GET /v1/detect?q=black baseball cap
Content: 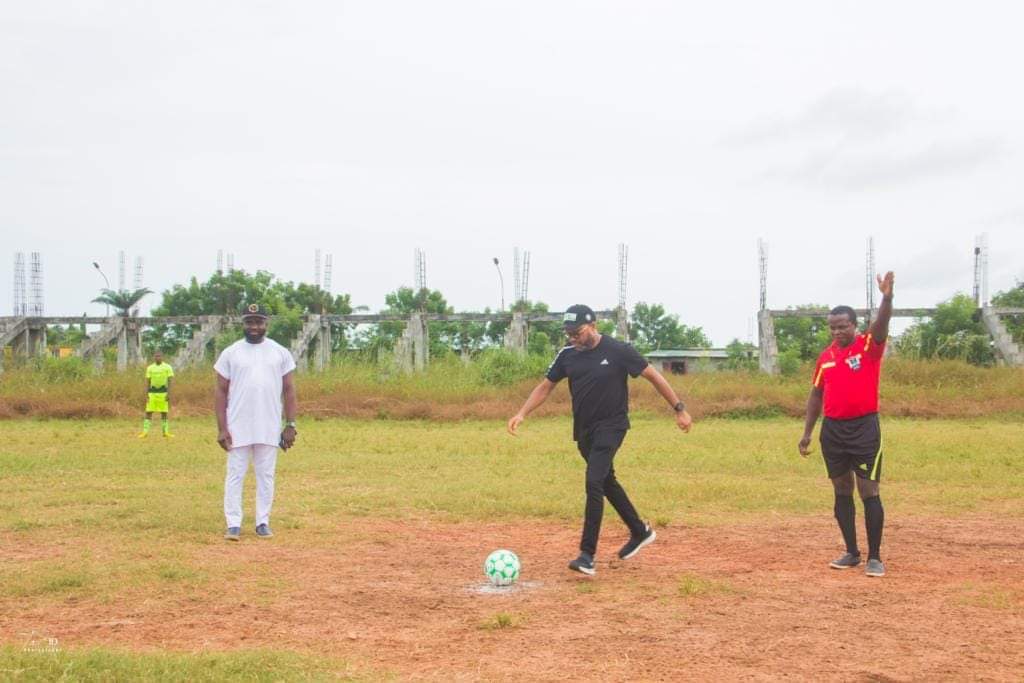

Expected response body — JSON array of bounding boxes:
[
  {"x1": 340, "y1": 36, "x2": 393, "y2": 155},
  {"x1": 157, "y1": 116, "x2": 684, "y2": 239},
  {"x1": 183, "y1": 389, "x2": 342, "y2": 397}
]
[
  {"x1": 562, "y1": 304, "x2": 596, "y2": 331},
  {"x1": 241, "y1": 303, "x2": 270, "y2": 319}
]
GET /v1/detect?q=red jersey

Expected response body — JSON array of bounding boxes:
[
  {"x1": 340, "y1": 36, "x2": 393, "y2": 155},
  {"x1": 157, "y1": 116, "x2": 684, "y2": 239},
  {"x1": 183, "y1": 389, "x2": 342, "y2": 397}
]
[{"x1": 812, "y1": 333, "x2": 885, "y2": 420}]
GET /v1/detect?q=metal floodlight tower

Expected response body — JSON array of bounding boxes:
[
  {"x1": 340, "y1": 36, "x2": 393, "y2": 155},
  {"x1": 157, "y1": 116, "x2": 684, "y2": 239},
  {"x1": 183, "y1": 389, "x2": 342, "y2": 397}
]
[
  {"x1": 134, "y1": 255, "x2": 144, "y2": 290},
  {"x1": 492, "y1": 257, "x2": 505, "y2": 312},
  {"x1": 414, "y1": 248, "x2": 427, "y2": 291},
  {"x1": 226, "y1": 252, "x2": 235, "y2": 273},
  {"x1": 758, "y1": 239, "x2": 768, "y2": 311},
  {"x1": 617, "y1": 243, "x2": 628, "y2": 311},
  {"x1": 217, "y1": 249, "x2": 224, "y2": 275},
  {"x1": 314, "y1": 248, "x2": 322, "y2": 288},
  {"x1": 13, "y1": 252, "x2": 26, "y2": 316},
  {"x1": 323, "y1": 254, "x2": 333, "y2": 294},
  {"x1": 512, "y1": 247, "x2": 521, "y2": 303},
  {"x1": 521, "y1": 250, "x2": 530, "y2": 303},
  {"x1": 118, "y1": 250, "x2": 127, "y2": 292},
  {"x1": 979, "y1": 233, "x2": 989, "y2": 306},
  {"x1": 970, "y1": 237, "x2": 987, "y2": 307},
  {"x1": 29, "y1": 251, "x2": 44, "y2": 316},
  {"x1": 132, "y1": 255, "x2": 145, "y2": 316},
  {"x1": 866, "y1": 236, "x2": 876, "y2": 314}
]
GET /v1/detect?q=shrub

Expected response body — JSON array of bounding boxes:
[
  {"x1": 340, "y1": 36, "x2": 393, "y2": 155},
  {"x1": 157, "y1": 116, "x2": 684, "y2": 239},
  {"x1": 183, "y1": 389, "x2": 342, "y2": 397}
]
[
  {"x1": 32, "y1": 356, "x2": 93, "y2": 383},
  {"x1": 475, "y1": 349, "x2": 549, "y2": 386}
]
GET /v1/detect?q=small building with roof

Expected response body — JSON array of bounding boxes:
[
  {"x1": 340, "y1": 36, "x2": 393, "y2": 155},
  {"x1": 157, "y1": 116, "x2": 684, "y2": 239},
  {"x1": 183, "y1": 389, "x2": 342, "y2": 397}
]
[{"x1": 644, "y1": 348, "x2": 748, "y2": 374}]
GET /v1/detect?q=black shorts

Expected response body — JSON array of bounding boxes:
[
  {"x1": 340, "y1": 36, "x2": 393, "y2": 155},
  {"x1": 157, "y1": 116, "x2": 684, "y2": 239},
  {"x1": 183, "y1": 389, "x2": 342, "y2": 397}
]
[{"x1": 820, "y1": 413, "x2": 883, "y2": 481}]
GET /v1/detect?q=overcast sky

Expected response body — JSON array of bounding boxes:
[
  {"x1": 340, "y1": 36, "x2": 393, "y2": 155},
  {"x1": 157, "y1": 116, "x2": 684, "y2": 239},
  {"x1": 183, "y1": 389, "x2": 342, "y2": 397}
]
[{"x1": 3, "y1": 1, "x2": 1022, "y2": 344}]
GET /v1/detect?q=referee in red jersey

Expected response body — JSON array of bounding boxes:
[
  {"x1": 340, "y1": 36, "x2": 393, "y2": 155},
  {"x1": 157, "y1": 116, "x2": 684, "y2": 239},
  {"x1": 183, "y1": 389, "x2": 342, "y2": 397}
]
[{"x1": 799, "y1": 272, "x2": 894, "y2": 577}]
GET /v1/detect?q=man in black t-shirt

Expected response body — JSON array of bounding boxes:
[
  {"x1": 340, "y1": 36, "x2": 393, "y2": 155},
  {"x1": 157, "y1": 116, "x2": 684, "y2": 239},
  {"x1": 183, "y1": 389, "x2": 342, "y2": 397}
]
[{"x1": 507, "y1": 304, "x2": 694, "y2": 575}]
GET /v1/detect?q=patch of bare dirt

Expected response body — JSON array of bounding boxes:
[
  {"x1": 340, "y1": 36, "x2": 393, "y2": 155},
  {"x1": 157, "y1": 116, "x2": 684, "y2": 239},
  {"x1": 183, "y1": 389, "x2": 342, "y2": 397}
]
[{"x1": 2, "y1": 516, "x2": 1022, "y2": 681}]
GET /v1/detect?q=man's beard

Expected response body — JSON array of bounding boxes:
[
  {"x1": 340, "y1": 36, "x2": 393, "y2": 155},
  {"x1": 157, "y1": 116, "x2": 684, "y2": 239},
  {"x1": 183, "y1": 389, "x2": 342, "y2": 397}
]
[{"x1": 244, "y1": 331, "x2": 266, "y2": 343}]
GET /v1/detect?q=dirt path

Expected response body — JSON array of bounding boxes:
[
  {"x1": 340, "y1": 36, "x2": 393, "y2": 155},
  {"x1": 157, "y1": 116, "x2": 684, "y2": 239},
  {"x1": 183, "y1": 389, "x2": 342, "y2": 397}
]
[{"x1": 3, "y1": 515, "x2": 1022, "y2": 681}]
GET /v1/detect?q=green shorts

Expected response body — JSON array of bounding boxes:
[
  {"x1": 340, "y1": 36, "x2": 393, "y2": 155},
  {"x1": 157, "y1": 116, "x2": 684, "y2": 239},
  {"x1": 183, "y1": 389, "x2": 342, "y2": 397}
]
[{"x1": 145, "y1": 392, "x2": 169, "y2": 413}]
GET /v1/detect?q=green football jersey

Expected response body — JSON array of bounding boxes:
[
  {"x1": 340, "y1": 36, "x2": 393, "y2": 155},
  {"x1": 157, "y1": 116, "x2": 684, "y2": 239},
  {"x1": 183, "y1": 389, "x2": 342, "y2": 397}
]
[{"x1": 146, "y1": 362, "x2": 174, "y2": 389}]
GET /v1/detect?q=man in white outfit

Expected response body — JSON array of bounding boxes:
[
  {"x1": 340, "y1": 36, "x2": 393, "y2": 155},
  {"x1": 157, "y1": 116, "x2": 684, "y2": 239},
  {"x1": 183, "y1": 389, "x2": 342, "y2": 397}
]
[{"x1": 214, "y1": 303, "x2": 298, "y2": 541}]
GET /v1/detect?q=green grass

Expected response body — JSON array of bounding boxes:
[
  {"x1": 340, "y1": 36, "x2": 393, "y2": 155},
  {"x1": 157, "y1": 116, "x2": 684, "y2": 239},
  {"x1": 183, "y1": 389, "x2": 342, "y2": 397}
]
[
  {"x1": 0, "y1": 645, "x2": 363, "y2": 682},
  {"x1": 479, "y1": 612, "x2": 522, "y2": 630},
  {"x1": 676, "y1": 572, "x2": 736, "y2": 598},
  {"x1": 1, "y1": 416, "x2": 1021, "y2": 538}
]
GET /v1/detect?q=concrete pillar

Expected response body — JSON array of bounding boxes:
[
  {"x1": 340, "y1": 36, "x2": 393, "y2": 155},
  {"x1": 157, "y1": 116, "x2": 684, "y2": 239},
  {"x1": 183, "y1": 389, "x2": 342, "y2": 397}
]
[
  {"x1": 616, "y1": 306, "x2": 630, "y2": 341},
  {"x1": 28, "y1": 325, "x2": 47, "y2": 358},
  {"x1": 982, "y1": 306, "x2": 1024, "y2": 367},
  {"x1": 117, "y1": 324, "x2": 128, "y2": 372},
  {"x1": 126, "y1": 320, "x2": 143, "y2": 366},
  {"x1": 315, "y1": 319, "x2": 331, "y2": 371},
  {"x1": 410, "y1": 312, "x2": 428, "y2": 371},
  {"x1": 504, "y1": 312, "x2": 528, "y2": 355},
  {"x1": 16, "y1": 328, "x2": 30, "y2": 357},
  {"x1": 757, "y1": 309, "x2": 779, "y2": 374},
  {"x1": 394, "y1": 334, "x2": 413, "y2": 373}
]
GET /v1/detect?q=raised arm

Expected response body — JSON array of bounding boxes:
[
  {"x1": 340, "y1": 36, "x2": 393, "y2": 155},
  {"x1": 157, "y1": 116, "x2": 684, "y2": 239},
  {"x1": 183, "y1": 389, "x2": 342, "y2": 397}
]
[
  {"x1": 869, "y1": 271, "x2": 895, "y2": 343},
  {"x1": 507, "y1": 379, "x2": 557, "y2": 435},
  {"x1": 798, "y1": 385, "x2": 824, "y2": 457},
  {"x1": 640, "y1": 365, "x2": 692, "y2": 432},
  {"x1": 215, "y1": 373, "x2": 232, "y2": 451}
]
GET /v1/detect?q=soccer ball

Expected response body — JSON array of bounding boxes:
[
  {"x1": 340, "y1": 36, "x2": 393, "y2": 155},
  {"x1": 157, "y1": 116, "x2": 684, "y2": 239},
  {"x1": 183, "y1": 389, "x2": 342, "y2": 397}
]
[{"x1": 484, "y1": 549, "x2": 520, "y2": 586}]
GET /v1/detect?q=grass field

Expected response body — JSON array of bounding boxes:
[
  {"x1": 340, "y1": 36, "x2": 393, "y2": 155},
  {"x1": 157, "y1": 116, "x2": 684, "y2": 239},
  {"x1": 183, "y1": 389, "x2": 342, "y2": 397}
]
[{"x1": 1, "y1": 416, "x2": 1022, "y2": 680}]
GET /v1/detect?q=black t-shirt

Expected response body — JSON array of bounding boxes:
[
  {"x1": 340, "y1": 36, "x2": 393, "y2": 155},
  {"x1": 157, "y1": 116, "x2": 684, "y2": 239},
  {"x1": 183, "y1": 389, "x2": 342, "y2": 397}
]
[{"x1": 545, "y1": 335, "x2": 649, "y2": 440}]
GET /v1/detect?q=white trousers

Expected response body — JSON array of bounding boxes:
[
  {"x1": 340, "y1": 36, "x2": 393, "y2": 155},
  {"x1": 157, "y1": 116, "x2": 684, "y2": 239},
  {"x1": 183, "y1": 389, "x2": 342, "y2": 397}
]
[{"x1": 224, "y1": 444, "x2": 278, "y2": 528}]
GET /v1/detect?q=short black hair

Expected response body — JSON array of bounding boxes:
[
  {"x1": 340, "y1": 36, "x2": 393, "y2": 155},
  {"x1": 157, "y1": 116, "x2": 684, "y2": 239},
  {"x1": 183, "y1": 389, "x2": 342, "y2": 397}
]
[{"x1": 829, "y1": 305, "x2": 857, "y2": 324}]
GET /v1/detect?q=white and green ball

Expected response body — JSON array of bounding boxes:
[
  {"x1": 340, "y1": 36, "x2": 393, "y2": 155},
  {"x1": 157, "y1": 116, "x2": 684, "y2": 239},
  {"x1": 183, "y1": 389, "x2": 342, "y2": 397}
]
[{"x1": 484, "y1": 549, "x2": 520, "y2": 586}]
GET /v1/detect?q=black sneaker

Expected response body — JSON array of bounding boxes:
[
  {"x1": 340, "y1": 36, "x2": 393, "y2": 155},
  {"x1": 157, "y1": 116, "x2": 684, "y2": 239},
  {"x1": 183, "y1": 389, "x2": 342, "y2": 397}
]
[
  {"x1": 829, "y1": 552, "x2": 862, "y2": 569},
  {"x1": 617, "y1": 523, "x2": 657, "y2": 560},
  {"x1": 568, "y1": 552, "x2": 596, "y2": 576}
]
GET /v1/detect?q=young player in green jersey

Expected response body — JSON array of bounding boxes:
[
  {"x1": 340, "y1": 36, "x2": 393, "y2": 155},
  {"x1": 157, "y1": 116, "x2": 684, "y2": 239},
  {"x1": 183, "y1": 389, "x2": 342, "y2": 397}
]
[{"x1": 140, "y1": 350, "x2": 174, "y2": 438}]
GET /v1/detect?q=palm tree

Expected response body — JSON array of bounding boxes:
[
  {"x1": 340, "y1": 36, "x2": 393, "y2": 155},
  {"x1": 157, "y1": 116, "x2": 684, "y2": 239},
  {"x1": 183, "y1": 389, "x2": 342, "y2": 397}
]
[{"x1": 92, "y1": 288, "x2": 153, "y2": 317}]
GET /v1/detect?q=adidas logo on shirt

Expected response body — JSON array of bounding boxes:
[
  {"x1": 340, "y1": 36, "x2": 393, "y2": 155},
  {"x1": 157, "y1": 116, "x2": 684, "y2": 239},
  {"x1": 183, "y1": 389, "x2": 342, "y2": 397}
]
[{"x1": 600, "y1": 359, "x2": 609, "y2": 365}]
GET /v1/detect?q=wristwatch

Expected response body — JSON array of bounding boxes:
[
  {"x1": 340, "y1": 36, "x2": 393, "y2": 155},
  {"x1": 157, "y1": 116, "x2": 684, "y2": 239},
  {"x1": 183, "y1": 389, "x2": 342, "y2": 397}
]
[
  {"x1": 673, "y1": 401, "x2": 685, "y2": 413},
  {"x1": 284, "y1": 420, "x2": 298, "y2": 432}
]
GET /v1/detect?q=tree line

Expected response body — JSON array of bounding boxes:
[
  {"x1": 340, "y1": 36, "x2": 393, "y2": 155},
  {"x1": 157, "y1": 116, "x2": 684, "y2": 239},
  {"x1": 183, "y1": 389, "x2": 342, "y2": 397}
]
[{"x1": 43, "y1": 269, "x2": 1024, "y2": 369}]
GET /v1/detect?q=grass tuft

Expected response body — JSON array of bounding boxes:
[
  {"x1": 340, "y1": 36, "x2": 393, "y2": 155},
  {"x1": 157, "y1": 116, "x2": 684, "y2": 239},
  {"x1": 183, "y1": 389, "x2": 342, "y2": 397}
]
[
  {"x1": 677, "y1": 573, "x2": 734, "y2": 598},
  {"x1": 479, "y1": 612, "x2": 521, "y2": 630}
]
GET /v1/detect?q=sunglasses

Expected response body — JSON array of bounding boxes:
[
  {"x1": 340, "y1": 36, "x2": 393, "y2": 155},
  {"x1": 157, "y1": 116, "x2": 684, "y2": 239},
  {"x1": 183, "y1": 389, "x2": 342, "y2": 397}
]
[{"x1": 564, "y1": 326, "x2": 589, "y2": 339}]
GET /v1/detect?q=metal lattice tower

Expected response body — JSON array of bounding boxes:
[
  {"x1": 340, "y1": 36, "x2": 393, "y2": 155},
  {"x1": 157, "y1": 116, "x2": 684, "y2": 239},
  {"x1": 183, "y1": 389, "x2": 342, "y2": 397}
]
[
  {"x1": 512, "y1": 248, "x2": 522, "y2": 302},
  {"x1": 134, "y1": 255, "x2": 144, "y2": 290},
  {"x1": 758, "y1": 239, "x2": 768, "y2": 311},
  {"x1": 13, "y1": 252, "x2": 26, "y2": 316},
  {"x1": 226, "y1": 253, "x2": 235, "y2": 273},
  {"x1": 414, "y1": 248, "x2": 426, "y2": 291},
  {"x1": 314, "y1": 249, "x2": 322, "y2": 288},
  {"x1": 866, "y1": 236, "x2": 876, "y2": 312},
  {"x1": 29, "y1": 252, "x2": 44, "y2": 316},
  {"x1": 617, "y1": 243, "x2": 629, "y2": 310},
  {"x1": 323, "y1": 254, "x2": 333, "y2": 294},
  {"x1": 521, "y1": 250, "x2": 530, "y2": 302},
  {"x1": 132, "y1": 255, "x2": 144, "y2": 316},
  {"x1": 982, "y1": 235, "x2": 990, "y2": 306},
  {"x1": 118, "y1": 250, "x2": 127, "y2": 291},
  {"x1": 217, "y1": 249, "x2": 224, "y2": 275},
  {"x1": 973, "y1": 234, "x2": 989, "y2": 306}
]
